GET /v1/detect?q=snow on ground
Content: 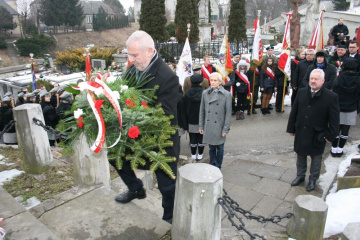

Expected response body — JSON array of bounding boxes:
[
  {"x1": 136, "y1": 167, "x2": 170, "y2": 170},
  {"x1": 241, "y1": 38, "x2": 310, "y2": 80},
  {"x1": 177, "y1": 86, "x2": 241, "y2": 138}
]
[{"x1": 0, "y1": 169, "x2": 24, "y2": 186}]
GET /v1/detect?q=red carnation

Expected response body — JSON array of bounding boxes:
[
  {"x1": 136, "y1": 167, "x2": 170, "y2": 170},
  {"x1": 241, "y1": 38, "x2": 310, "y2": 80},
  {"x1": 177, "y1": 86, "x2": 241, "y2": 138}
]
[
  {"x1": 128, "y1": 126, "x2": 140, "y2": 139},
  {"x1": 141, "y1": 101, "x2": 148, "y2": 108},
  {"x1": 95, "y1": 99, "x2": 104, "y2": 111},
  {"x1": 125, "y1": 99, "x2": 136, "y2": 108},
  {"x1": 77, "y1": 117, "x2": 84, "y2": 128}
]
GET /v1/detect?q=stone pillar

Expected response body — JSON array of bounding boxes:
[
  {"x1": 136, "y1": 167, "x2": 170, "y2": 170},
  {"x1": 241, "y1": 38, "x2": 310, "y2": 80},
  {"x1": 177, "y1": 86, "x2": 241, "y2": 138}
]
[
  {"x1": 73, "y1": 134, "x2": 110, "y2": 189},
  {"x1": 341, "y1": 222, "x2": 360, "y2": 240},
  {"x1": 198, "y1": 0, "x2": 212, "y2": 43},
  {"x1": 13, "y1": 104, "x2": 53, "y2": 174},
  {"x1": 172, "y1": 163, "x2": 223, "y2": 240},
  {"x1": 287, "y1": 195, "x2": 328, "y2": 240}
]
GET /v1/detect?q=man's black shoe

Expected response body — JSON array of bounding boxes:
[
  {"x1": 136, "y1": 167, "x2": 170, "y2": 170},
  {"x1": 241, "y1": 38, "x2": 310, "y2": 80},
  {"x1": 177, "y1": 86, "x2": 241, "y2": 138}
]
[
  {"x1": 115, "y1": 188, "x2": 146, "y2": 203},
  {"x1": 306, "y1": 181, "x2": 316, "y2": 192},
  {"x1": 276, "y1": 108, "x2": 281, "y2": 113},
  {"x1": 291, "y1": 177, "x2": 305, "y2": 186},
  {"x1": 164, "y1": 218, "x2": 172, "y2": 224}
]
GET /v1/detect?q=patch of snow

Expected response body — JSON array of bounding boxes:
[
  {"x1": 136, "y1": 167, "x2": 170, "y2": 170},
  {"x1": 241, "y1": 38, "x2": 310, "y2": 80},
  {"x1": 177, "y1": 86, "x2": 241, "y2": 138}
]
[
  {"x1": 23, "y1": 197, "x2": 41, "y2": 210},
  {"x1": 324, "y1": 188, "x2": 360, "y2": 238},
  {"x1": 0, "y1": 169, "x2": 24, "y2": 185},
  {"x1": 0, "y1": 154, "x2": 4, "y2": 160}
]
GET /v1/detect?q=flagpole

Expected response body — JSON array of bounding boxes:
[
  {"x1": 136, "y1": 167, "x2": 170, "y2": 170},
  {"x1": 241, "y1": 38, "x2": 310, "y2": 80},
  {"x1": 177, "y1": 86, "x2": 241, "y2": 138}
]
[
  {"x1": 250, "y1": 71, "x2": 256, "y2": 115},
  {"x1": 281, "y1": 76, "x2": 287, "y2": 112}
]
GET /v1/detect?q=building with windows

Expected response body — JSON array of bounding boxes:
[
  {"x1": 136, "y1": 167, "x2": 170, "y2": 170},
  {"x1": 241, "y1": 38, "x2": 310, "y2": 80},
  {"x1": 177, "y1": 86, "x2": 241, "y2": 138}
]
[{"x1": 1, "y1": 0, "x2": 20, "y2": 36}]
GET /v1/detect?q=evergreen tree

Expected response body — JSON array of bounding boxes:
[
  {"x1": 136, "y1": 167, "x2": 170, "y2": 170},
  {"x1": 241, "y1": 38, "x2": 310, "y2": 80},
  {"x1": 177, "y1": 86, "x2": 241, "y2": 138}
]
[
  {"x1": 175, "y1": 0, "x2": 199, "y2": 44},
  {"x1": 39, "y1": 0, "x2": 65, "y2": 32},
  {"x1": 332, "y1": 0, "x2": 350, "y2": 11},
  {"x1": 93, "y1": 6, "x2": 110, "y2": 31},
  {"x1": 65, "y1": 0, "x2": 84, "y2": 29},
  {"x1": 149, "y1": 0, "x2": 167, "y2": 42},
  {"x1": 0, "y1": 6, "x2": 17, "y2": 31},
  {"x1": 228, "y1": 0, "x2": 247, "y2": 42},
  {"x1": 128, "y1": 6, "x2": 135, "y2": 22},
  {"x1": 139, "y1": 0, "x2": 152, "y2": 32}
]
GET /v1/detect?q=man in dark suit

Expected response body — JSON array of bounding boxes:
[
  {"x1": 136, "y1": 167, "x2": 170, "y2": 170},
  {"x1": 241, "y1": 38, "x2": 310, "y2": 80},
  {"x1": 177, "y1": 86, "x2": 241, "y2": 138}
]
[
  {"x1": 110, "y1": 30, "x2": 179, "y2": 224},
  {"x1": 347, "y1": 41, "x2": 360, "y2": 72},
  {"x1": 287, "y1": 69, "x2": 339, "y2": 192}
]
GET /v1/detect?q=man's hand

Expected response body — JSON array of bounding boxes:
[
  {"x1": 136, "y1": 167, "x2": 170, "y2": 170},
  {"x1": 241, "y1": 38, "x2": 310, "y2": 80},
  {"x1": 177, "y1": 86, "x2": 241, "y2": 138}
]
[
  {"x1": 199, "y1": 130, "x2": 204, "y2": 134},
  {"x1": 222, "y1": 132, "x2": 227, "y2": 137},
  {"x1": 289, "y1": 133, "x2": 295, "y2": 136},
  {"x1": 324, "y1": 137, "x2": 331, "y2": 143}
]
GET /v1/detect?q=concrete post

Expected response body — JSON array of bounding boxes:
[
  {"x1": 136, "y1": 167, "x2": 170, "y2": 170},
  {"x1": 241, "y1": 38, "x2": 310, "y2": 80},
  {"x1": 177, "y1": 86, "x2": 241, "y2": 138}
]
[
  {"x1": 287, "y1": 195, "x2": 328, "y2": 240},
  {"x1": 172, "y1": 163, "x2": 223, "y2": 240},
  {"x1": 112, "y1": 54, "x2": 128, "y2": 72},
  {"x1": 13, "y1": 104, "x2": 53, "y2": 174},
  {"x1": 341, "y1": 222, "x2": 360, "y2": 240},
  {"x1": 73, "y1": 134, "x2": 110, "y2": 189}
]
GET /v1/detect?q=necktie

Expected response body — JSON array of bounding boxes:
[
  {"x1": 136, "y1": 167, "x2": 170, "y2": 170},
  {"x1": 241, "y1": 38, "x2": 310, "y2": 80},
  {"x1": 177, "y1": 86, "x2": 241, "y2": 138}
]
[{"x1": 312, "y1": 90, "x2": 316, "y2": 97}]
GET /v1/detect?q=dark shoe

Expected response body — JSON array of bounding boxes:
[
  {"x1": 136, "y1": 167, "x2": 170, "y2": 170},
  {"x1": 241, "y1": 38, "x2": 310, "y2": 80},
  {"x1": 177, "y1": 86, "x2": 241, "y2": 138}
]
[
  {"x1": 291, "y1": 177, "x2": 305, "y2": 186},
  {"x1": 240, "y1": 111, "x2": 245, "y2": 120},
  {"x1": 337, "y1": 151, "x2": 343, "y2": 157},
  {"x1": 115, "y1": 188, "x2": 146, "y2": 203},
  {"x1": 265, "y1": 108, "x2": 271, "y2": 114},
  {"x1": 268, "y1": 104, "x2": 273, "y2": 110},
  {"x1": 330, "y1": 150, "x2": 338, "y2": 158},
  {"x1": 306, "y1": 181, "x2": 316, "y2": 192},
  {"x1": 276, "y1": 108, "x2": 281, "y2": 113},
  {"x1": 252, "y1": 109, "x2": 257, "y2": 114},
  {"x1": 236, "y1": 111, "x2": 241, "y2": 120},
  {"x1": 164, "y1": 218, "x2": 172, "y2": 224},
  {"x1": 261, "y1": 108, "x2": 266, "y2": 115}
]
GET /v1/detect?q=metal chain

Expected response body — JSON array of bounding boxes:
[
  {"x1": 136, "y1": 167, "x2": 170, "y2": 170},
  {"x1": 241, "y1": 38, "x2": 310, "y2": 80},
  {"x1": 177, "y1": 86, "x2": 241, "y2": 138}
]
[
  {"x1": 32, "y1": 118, "x2": 69, "y2": 139},
  {"x1": 218, "y1": 189, "x2": 293, "y2": 240},
  {"x1": 0, "y1": 120, "x2": 16, "y2": 139}
]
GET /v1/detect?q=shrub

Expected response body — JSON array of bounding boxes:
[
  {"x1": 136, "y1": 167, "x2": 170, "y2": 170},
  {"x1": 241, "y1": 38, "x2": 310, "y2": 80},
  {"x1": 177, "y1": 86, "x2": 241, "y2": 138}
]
[
  {"x1": 0, "y1": 35, "x2": 6, "y2": 49},
  {"x1": 15, "y1": 34, "x2": 55, "y2": 57}
]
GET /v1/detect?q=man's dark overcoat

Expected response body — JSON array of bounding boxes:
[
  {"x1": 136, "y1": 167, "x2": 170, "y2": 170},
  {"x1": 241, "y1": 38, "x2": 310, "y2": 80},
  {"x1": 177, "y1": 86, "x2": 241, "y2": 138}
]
[{"x1": 286, "y1": 86, "x2": 340, "y2": 156}]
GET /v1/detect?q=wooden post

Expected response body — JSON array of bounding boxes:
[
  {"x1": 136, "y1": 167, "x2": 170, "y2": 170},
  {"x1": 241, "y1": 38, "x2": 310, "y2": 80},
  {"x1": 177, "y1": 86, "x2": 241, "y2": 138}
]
[{"x1": 281, "y1": 76, "x2": 287, "y2": 112}]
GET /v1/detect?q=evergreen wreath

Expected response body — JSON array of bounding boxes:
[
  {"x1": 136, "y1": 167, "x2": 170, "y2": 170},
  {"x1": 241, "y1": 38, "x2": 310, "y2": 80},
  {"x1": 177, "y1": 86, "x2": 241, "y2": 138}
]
[{"x1": 57, "y1": 71, "x2": 178, "y2": 179}]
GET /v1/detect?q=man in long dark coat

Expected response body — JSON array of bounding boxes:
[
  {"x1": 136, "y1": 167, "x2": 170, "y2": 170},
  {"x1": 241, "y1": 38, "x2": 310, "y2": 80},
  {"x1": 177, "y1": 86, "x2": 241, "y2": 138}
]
[
  {"x1": 287, "y1": 69, "x2": 339, "y2": 192},
  {"x1": 110, "y1": 30, "x2": 179, "y2": 224}
]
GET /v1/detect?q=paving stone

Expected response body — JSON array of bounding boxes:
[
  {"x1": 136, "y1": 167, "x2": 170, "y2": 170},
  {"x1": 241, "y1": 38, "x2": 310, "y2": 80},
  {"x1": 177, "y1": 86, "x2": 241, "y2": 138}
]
[
  {"x1": 222, "y1": 169, "x2": 262, "y2": 188},
  {"x1": 249, "y1": 164, "x2": 287, "y2": 180},
  {"x1": 253, "y1": 178, "x2": 291, "y2": 200},
  {"x1": 249, "y1": 154, "x2": 280, "y2": 165},
  {"x1": 270, "y1": 201, "x2": 293, "y2": 227},
  {"x1": 225, "y1": 185, "x2": 264, "y2": 211},
  {"x1": 225, "y1": 160, "x2": 260, "y2": 173},
  {"x1": 0, "y1": 186, "x2": 25, "y2": 219},
  {"x1": 250, "y1": 195, "x2": 283, "y2": 217},
  {"x1": 280, "y1": 168, "x2": 297, "y2": 183},
  {"x1": 275, "y1": 157, "x2": 296, "y2": 168}
]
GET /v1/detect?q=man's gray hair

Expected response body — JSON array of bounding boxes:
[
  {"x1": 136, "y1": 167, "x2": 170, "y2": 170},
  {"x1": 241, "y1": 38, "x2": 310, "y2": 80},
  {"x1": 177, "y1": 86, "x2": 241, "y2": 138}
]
[
  {"x1": 305, "y1": 49, "x2": 315, "y2": 54},
  {"x1": 126, "y1": 30, "x2": 155, "y2": 52},
  {"x1": 209, "y1": 72, "x2": 223, "y2": 82},
  {"x1": 310, "y1": 68, "x2": 325, "y2": 79}
]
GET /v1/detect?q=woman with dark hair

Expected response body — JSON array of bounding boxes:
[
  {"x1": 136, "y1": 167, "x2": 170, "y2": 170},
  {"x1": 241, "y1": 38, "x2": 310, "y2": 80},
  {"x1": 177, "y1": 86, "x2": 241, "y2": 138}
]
[
  {"x1": 331, "y1": 58, "x2": 360, "y2": 157},
  {"x1": 40, "y1": 91, "x2": 58, "y2": 146},
  {"x1": 290, "y1": 48, "x2": 305, "y2": 105},
  {"x1": 260, "y1": 57, "x2": 277, "y2": 115}
]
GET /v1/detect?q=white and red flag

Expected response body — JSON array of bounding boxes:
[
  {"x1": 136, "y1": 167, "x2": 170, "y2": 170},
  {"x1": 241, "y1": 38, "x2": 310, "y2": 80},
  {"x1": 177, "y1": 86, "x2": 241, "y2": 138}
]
[
  {"x1": 309, "y1": 10, "x2": 325, "y2": 52},
  {"x1": 251, "y1": 18, "x2": 263, "y2": 70},
  {"x1": 176, "y1": 37, "x2": 192, "y2": 86},
  {"x1": 215, "y1": 34, "x2": 233, "y2": 81},
  {"x1": 278, "y1": 13, "x2": 292, "y2": 79}
]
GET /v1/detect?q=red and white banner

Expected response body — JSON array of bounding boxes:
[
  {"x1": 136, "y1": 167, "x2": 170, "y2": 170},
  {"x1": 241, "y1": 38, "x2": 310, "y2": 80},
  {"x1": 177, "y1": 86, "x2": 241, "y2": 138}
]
[
  {"x1": 278, "y1": 49, "x2": 292, "y2": 79},
  {"x1": 309, "y1": 10, "x2": 325, "y2": 52},
  {"x1": 282, "y1": 14, "x2": 291, "y2": 50},
  {"x1": 216, "y1": 34, "x2": 233, "y2": 81},
  {"x1": 251, "y1": 18, "x2": 263, "y2": 67},
  {"x1": 176, "y1": 37, "x2": 192, "y2": 86}
]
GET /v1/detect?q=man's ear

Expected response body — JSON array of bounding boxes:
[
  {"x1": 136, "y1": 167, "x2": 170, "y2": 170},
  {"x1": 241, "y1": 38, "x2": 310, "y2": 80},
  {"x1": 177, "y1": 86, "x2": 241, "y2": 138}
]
[{"x1": 147, "y1": 47, "x2": 154, "y2": 57}]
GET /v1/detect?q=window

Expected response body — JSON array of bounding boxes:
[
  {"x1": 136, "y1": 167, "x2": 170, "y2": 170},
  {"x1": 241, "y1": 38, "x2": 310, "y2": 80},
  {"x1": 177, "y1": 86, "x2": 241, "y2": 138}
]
[{"x1": 87, "y1": 16, "x2": 92, "y2": 23}]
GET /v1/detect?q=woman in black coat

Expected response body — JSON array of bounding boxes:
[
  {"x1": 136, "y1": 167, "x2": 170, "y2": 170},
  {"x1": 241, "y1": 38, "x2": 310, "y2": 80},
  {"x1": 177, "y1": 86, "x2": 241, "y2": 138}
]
[
  {"x1": 182, "y1": 74, "x2": 205, "y2": 161},
  {"x1": 40, "y1": 91, "x2": 58, "y2": 146},
  {"x1": 331, "y1": 58, "x2": 360, "y2": 157},
  {"x1": 260, "y1": 57, "x2": 277, "y2": 114},
  {"x1": 234, "y1": 60, "x2": 251, "y2": 120},
  {"x1": 290, "y1": 49, "x2": 305, "y2": 105}
]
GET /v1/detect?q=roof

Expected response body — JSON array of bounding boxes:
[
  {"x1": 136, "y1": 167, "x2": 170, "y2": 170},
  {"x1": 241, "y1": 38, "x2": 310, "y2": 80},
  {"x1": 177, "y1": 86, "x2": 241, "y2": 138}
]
[
  {"x1": 80, "y1": 1, "x2": 115, "y2": 15},
  {"x1": 0, "y1": 0, "x2": 19, "y2": 15}
]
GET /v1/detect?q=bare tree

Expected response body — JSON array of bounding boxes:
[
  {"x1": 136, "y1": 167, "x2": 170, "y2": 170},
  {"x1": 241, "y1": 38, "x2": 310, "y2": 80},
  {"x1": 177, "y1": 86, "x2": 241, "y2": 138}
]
[{"x1": 17, "y1": 0, "x2": 32, "y2": 37}]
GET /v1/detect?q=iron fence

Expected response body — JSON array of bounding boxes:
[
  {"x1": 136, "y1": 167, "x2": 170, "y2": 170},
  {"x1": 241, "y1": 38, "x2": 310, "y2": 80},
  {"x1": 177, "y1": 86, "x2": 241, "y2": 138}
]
[{"x1": 156, "y1": 40, "x2": 253, "y2": 63}]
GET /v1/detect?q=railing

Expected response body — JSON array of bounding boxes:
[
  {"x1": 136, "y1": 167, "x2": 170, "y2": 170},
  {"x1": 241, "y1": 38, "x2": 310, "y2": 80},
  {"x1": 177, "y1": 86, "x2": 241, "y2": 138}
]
[{"x1": 156, "y1": 40, "x2": 253, "y2": 62}]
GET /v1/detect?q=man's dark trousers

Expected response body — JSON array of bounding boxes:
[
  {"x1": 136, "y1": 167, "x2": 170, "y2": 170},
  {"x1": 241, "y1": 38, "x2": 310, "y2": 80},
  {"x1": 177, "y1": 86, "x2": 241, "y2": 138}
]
[
  {"x1": 110, "y1": 159, "x2": 177, "y2": 221},
  {"x1": 296, "y1": 154, "x2": 322, "y2": 181}
]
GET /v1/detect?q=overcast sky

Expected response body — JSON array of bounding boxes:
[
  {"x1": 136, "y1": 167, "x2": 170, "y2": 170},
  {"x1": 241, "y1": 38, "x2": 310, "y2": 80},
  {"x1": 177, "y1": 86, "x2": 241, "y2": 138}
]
[{"x1": 119, "y1": 0, "x2": 134, "y2": 14}]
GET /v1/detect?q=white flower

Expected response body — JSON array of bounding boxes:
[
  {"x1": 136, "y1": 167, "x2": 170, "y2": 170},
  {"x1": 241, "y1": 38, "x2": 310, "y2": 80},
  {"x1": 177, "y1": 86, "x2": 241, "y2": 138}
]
[
  {"x1": 120, "y1": 85, "x2": 128, "y2": 92},
  {"x1": 78, "y1": 82, "x2": 88, "y2": 91},
  {"x1": 74, "y1": 108, "x2": 84, "y2": 119},
  {"x1": 94, "y1": 88, "x2": 104, "y2": 97},
  {"x1": 106, "y1": 76, "x2": 116, "y2": 84},
  {"x1": 112, "y1": 91, "x2": 120, "y2": 100}
]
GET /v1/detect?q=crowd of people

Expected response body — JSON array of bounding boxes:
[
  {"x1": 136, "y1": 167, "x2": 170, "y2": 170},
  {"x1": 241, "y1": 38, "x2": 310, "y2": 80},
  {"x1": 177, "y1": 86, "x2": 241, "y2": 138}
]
[{"x1": 0, "y1": 83, "x2": 75, "y2": 146}]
